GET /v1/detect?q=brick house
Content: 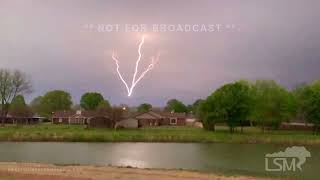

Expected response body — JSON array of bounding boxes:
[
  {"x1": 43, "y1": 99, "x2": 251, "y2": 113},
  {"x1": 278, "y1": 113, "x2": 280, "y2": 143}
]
[
  {"x1": 52, "y1": 110, "x2": 187, "y2": 128},
  {"x1": 87, "y1": 116, "x2": 114, "y2": 128},
  {"x1": 119, "y1": 111, "x2": 187, "y2": 128},
  {"x1": 0, "y1": 111, "x2": 43, "y2": 124},
  {"x1": 52, "y1": 110, "x2": 108, "y2": 125},
  {"x1": 161, "y1": 112, "x2": 187, "y2": 126},
  {"x1": 134, "y1": 111, "x2": 164, "y2": 127},
  {"x1": 52, "y1": 110, "x2": 77, "y2": 124},
  {"x1": 0, "y1": 115, "x2": 43, "y2": 124}
]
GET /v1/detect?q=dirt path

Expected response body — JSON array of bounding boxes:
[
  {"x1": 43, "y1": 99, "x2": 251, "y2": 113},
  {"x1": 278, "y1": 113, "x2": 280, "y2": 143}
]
[{"x1": 0, "y1": 162, "x2": 268, "y2": 180}]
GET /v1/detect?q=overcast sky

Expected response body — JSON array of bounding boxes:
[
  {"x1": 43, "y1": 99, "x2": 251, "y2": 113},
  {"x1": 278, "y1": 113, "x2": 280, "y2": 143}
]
[{"x1": 1, "y1": 0, "x2": 319, "y2": 106}]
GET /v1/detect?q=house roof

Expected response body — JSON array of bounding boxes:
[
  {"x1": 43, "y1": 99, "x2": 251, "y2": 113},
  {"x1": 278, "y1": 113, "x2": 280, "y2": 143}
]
[
  {"x1": 161, "y1": 112, "x2": 187, "y2": 118},
  {"x1": 52, "y1": 110, "x2": 106, "y2": 118},
  {"x1": 130, "y1": 111, "x2": 187, "y2": 119},
  {"x1": 2, "y1": 112, "x2": 34, "y2": 118},
  {"x1": 121, "y1": 111, "x2": 136, "y2": 119},
  {"x1": 71, "y1": 110, "x2": 101, "y2": 118},
  {"x1": 134, "y1": 111, "x2": 164, "y2": 119},
  {"x1": 149, "y1": 111, "x2": 164, "y2": 118},
  {"x1": 52, "y1": 110, "x2": 187, "y2": 119},
  {"x1": 52, "y1": 110, "x2": 76, "y2": 118}
]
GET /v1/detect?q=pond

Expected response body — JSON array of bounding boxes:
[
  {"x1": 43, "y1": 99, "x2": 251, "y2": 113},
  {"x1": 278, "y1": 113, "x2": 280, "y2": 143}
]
[{"x1": 0, "y1": 142, "x2": 318, "y2": 179}]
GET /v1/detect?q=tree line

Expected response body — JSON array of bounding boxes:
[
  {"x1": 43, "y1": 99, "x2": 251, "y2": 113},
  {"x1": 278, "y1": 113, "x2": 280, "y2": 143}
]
[
  {"x1": 1, "y1": 69, "x2": 319, "y2": 133},
  {"x1": 0, "y1": 69, "x2": 196, "y2": 121},
  {"x1": 196, "y1": 79, "x2": 320, "y2": 134},
  {"x1": 29, "y1": 92, "x2": 197, "y2": 117}
]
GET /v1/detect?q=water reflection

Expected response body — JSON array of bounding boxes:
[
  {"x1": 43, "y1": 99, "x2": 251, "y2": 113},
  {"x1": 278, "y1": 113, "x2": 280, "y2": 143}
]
[
  {"x1": 118, "y1": 158, "x2": 147, "y2": 168},
  {"x1": 0, "y1": 142, "x2": 318, "y2": 179}
]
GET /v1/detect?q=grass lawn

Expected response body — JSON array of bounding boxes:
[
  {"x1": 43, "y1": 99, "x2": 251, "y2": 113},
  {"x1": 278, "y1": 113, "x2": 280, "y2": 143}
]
[{"x1": 0, "y1": 123, "x2": 319, "y2": 145}]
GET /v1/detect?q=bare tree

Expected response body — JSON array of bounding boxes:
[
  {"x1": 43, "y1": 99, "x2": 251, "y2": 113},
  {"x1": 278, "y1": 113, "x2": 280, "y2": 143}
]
[{"x1": 0, "y1": 69, "x2": 32, "y2": 125}]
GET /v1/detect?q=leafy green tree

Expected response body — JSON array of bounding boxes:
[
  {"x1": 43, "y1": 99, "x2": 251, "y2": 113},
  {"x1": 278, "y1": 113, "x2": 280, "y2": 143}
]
[
  {"x1": 40, "y1": 90, "x2": 72, "y2": 117},
  {"x1": 97, "y1": 100, "x2": 111, "y2": 110},
  {"x1": 198, "y1": 81, "x2": 251, "y2": 133},
  {"x1": 30, "y1": 96, "x2": 43, "y2": 114},
  {"x1": 9, "y1": 95, "x2": 33, "y2": 117},
  {"x1": 137, "y1": 103, "x2": 152, "y2": 113},
  {"x1": 80, "y1": 92, "x2": 104, "y2": 110},
  {"x1": 192, "y1": 99, "x2": 204, "y2": 114},
  {"x1": 96, "y1": 100, "x2": 111, "y2": 115},
  {"x1": 250, "y1": 80, "x2": 294, "y2": 132},
  {"x1": 303, "y1": 80, "x2": 320, "y2": 134},
  {"x1": 198, "y1": 101, "x2": 226, "y2": 131},
  {"x1": 165, "y1": 99, "x2": 188, "y2": 113},
  {"x1": 292, "y1": 83, "x2": 310, "y2": 124},
  {"x1": 186, "y1": 99, "x2": 204, "y2": 114},
  {"x1": 187, "y1": 104, "x2": 193, "y2": 113},
  {"x1": 10, "y1": 95, "x2": 27, "y2": 109}
]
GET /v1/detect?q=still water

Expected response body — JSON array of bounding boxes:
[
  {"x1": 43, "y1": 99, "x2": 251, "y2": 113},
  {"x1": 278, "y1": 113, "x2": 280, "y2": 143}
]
[{"x1": 0, "y1": 142, "x2": 318, "y2": 179}]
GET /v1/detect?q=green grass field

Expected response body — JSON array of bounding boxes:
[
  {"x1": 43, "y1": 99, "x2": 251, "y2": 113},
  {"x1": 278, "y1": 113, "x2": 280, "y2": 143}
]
[{"x1": 0, "y1": 123, "x2": 319, "y2": 145}]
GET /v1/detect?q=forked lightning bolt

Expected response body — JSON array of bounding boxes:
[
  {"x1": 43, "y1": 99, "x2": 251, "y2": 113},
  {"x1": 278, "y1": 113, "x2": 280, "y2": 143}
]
[
  {"x1": 111, "y1": 52, "x2": 130, "y2": 94},
  {"x1": 112, "y1": 35, "x2": 160, "y2": 96}
]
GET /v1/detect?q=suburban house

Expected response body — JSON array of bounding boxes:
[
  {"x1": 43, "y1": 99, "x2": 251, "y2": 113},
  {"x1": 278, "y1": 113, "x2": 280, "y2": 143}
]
[
  {"x1": 280, "y1": 122, "x2": 314, "y2": 131},
  {"x1": 115, "y1": 111, "x2": 187, "y2": 128},
  {"x1": 135, "y1": 111, "x2": 164, "y2": 127},
  {"x1": 52, "y1": 110, "x2": 114, "y2": 128},
  {"x1": 0, "y1": 110, "x2": 44, "y2": 124},
  {"x1": 0, "y1": 114, "x2": 44, "y2": 124},
  {"x1": 87, "y1": 116, "x2": 114, "y2": 128},
  {"x1": 161, "y1": 112, "x2": 187, "y2": 126},
  {"x1": 52, "y1": 110, "x2": 187, "y2": 129},
  {"x1": 115, "y1": 117, "x2": 138, "y2": 129},
  {"x1": 52, "y1": 110, "x2": 108, "y2": 124},
  {"x1": 185, "y1": 114, "x2": 197, "y2": 125},
  {"x1": 279, "y1": 116, "x2": 314, "y2": 131},
  {"x1": 52, "y1": 110, "x2": 76, "y2": 124}
]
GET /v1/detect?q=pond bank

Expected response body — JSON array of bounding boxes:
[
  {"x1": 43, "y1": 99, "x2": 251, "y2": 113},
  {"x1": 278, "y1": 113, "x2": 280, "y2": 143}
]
[
  {"x1": 0, "y1": 162, "x2": 269, "y2": 180},
  {"x1": 0, "y1": 124, "x2": 319, "y2": 145}
]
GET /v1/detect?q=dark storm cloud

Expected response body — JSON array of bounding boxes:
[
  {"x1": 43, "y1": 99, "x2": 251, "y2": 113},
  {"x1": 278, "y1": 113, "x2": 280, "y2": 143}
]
[{"x1": 0, "y1": 0, "x2": 319, "y2": 106}]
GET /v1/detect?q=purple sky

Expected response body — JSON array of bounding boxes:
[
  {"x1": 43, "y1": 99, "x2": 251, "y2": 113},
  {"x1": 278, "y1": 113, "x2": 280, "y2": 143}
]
[{"x1": 1, "y1": 0, "x2": 319, "y2": 106}]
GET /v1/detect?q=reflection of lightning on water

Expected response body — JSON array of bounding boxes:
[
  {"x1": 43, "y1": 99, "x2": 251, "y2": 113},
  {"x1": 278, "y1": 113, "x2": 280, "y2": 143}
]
[{"x1": 112, "y1": 35, "x2": 160, "y2": 96}]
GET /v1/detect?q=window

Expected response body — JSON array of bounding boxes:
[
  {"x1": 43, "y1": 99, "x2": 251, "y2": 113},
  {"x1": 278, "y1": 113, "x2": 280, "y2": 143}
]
[{"x1": 170, "y1": 118, "x2": 177, "y2": 125}]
